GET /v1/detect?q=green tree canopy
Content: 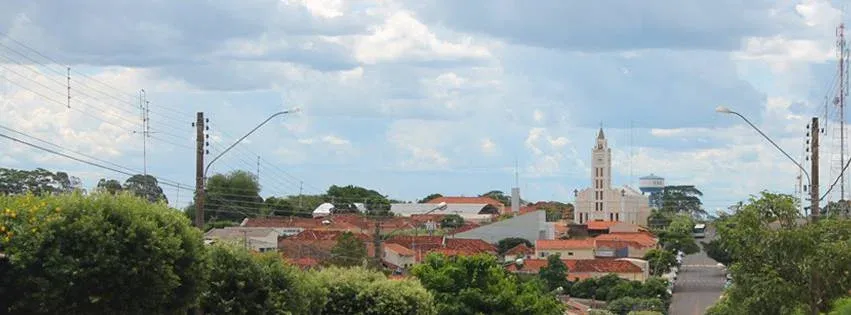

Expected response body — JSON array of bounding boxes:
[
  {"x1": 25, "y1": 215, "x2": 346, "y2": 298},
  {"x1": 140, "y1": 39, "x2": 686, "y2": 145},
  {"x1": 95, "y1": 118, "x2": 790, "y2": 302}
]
[
  {"x1": 440, "y1": 214, "x2": 465, "y2": 229},
  {"x1": 412, "y1": 253, "x2": 564, "y2": 315},
  {"x1": 538, "y1": 254, "x2": 570, "y2": 292},
  {"x1": 643, "y1": 249, "x2": 677, "y2": 276},
  {"x1": 96, "y1": 178, "x2": 123, "y2": 195},
  {"x1": 480, "y1": 190, "x2": 512, "y2": 205},
  {"x1": 186, "y1": 170, "x2": 263, "y2": 223},
  {"x1": 0, "y1": 193, "x2": 207, "y2": 314},
  {"x1": 326, "y1": 185, "x2": 392, "y2": 216},
  {"x1": 707, "y1": 191, "x2": 851, "y2": 314},
  {"x1": 659, "y1": 185, "x2": 704, "y2": 217},
  {"x1": 122, "y1": 174, "x2": 168, "y2": 204},
  {"x1": 419, "y1": 193, "x2": 443, "y2": 203},
  {"x1": 328, "y1": 232, "x2": 367, "y2": 267},
  {"x1": 0, "y1": 167, "x2": 83, "y2": 195}
]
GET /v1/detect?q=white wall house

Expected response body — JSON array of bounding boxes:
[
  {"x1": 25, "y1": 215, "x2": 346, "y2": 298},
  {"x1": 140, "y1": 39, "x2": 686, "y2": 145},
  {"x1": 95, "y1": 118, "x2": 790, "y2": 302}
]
[{"x1": 574, "y1": 128, "x2": 651, "y2": 226}]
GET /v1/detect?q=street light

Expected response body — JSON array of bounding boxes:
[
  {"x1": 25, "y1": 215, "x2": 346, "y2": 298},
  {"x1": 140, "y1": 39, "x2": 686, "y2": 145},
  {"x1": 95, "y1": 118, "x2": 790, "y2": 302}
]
[
  {"x1": 194, "y1": 108, "x2": 300, "y2": 229},
  {"x1": 715, "y1": 105, "x2": 817, "y2": 219}
]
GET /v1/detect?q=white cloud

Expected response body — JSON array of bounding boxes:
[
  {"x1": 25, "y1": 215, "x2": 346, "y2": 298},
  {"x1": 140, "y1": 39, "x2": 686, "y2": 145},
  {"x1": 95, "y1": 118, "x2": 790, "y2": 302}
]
[{"x1": 480, "y1": 138, "x2": 496, "y2": 155}]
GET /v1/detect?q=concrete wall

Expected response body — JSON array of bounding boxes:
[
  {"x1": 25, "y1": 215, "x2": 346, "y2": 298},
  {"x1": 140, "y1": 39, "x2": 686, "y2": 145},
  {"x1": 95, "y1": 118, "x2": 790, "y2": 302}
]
[{"x1": 536, "y1": 248, "x2": 595, "y2": 260}]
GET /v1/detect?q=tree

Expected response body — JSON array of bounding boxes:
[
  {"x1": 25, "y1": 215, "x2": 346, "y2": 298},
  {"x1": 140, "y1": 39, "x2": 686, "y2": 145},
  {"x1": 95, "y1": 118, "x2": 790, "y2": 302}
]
[
  {"x1": 440, "y1": 214, "x2": 465, "y2": 229},
  {"x1": 312, "y1": 266, "x2": 436, "y2": 315},
  {"x1": 706, "y1": 191, "x2": 851, "y2": 314},
  {"x1": 654, "y1": 214, "x2": 699, "y2": 255},
  {"x1": 533, "y1": 201, "x2": 574, "y2": 221},
  {"x1": 412, "y1": 253, "x2": 564, "y2": 315},
  {"x1": 660, "y1": 185, "x2": 705, "y2": 217},
  {"x1": 0, "y1": 168, "x2": 82, "y2": 195},
  {"x1": 538, "y1": 254, "x2": 570, "y2": 292},
  {"x1": 419, "y1": 193, "x2": 443, "y2": 203},
  {"x1": 123, "y1": 174, "x2": 168, "y2": 204},
  {"x1": 96, "y1": 178, "x2": 124, "y2": 195},
  {"x1": 187, "y1": 170, "x2": 263, "y2": 223},
  {"x1": 607, "y1": 297, "x2": 665, "y2": 314},
  {"x1": 327, "y1": 232, "x2": 367, "y2": 267},
  {"x1": 824, "y1": 200, "x2": 851, "y2": 218},
  {"x1": 0, "y1": 193, "x2": 207, "y2": 314},
  {"x1": 643, "y1": 249, "x2": 677, "y2": 276},
  {"x1": 326, "y1": 185, "x2": 392, "y2": 216},
  {"x1": 496, "y1": 237, "x2": 533, "y2": 255},
  {"x1": 203, "y1": 245, "x2": 278, "y2": 315},
  {"x1": 262, "y1": 196, "x2": 301, "y2": 217},
  {"x1": 480, "y1": 190, "x2": 512, "y2": 205},
  {"x1": 701, "y1": 239, "x2": 732, "y2": 266}
]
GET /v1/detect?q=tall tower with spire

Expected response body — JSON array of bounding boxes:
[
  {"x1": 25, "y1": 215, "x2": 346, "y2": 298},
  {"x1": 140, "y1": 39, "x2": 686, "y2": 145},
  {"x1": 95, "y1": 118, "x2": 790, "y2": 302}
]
[{"x1": 592, "y1": 128, "x2": 612, "y2": 191}]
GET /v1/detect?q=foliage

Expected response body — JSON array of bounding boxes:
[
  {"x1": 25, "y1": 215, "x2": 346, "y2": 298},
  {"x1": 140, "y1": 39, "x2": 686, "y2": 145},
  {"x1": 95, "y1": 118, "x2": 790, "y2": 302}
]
[
  {"x1": 96, "y1": 178, "x2": 123, "y2": 195},
  {"x1": 122, "y1": 174, "x2": 168, "y2": 203},
  {"x1": 496, "y1": 237, "x2": 534, "y2": 254},
  {"x1": 627, "y1": 311, "x2": 664, "y2": 315},
  {"x1": 312, "y1": 266, "x2": 436, "y2": 315},
  {"x1": 570, "y1": 275, "x2": 670, "y2": 306},
  {"x1": 480, "y1": 190, "x2": 512, "y2": 205},
  {"x1": 643, "y1": 249, "x2": 677, "y2": 276},
  {"x1": 700, "y1": 239, "x2": 732, "y2": 266},
  {"x1": 588, "y1": 310, "x2": 616, "y2": 315},
  {"x1": 706, "y1": 191, "x2": 851, "y2": 314},
  {"x1": 440, "y1": 214, "x2": 465, "y2": 229},
  {"x1": 0, "y1": 167, "x2": 83, "y2": 195},
  {"x1": 202, "y1": 245, "x2": 320, "y2": 315},
  {"x1": 653, "y1": 214, "x2": 699, "y2": 255},
  {"x1": 419, "y1": 193, "x2": 443, "y2": 203},
  {"x1": 186, "y1": 170, "x2": 263, "y2": 223},
  {"x1": 607, "y1": 297, "x2": 665, "y2": 314},
  {"x1": 659, "y1": 185, "x2": 705, "y2": 217},
  {"x1": 328, "y1": 232, "x2": 367, "y2": 267},
  {"x1": 412, "y1": 253, "x2": 564, "y2": 315},
  {"x1": 263, "y1": 196, "x2": 303, "y2": 217},
  {"x1": 824, "y1": 200, "x2": 851, "y2": 218},
  {"x1": 533, "y1": 201, "x2": 575, "y2": 221},
  {"x1": 327, "y1": 185, "x2": 392, "y2": 216},
  {"x1": 0, "y1": 193, "x2": 207, "y2": 314},
  {"x1": 538, "y1": 254, "x2": 570, "y2": 292},
  {"x1": 828, "y1": 297, "x2": 851, "y2": 315}
]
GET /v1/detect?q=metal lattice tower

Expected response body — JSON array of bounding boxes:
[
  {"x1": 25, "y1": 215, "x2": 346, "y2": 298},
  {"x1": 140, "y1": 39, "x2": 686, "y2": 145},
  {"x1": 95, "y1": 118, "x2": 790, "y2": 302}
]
[{"x1": 830, "y1": 23, "x2": 850, "y2": 202}]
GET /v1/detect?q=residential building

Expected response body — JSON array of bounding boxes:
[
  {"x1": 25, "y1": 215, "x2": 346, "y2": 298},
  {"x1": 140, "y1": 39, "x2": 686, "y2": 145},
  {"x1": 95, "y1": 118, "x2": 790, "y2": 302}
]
[
  {"x1": 574, "y1": 128, "x2": 651, "y2": 226},
  {"x1": 383, "y1": 235, "x2": 497, "y2": 262},
  {"x1": 382, "y1": 243, "x2": 416, "y2": 270},
  {"x1": 535, "y1": 239, "x2": 597, "y2": 260},
  {"x1": 204, "y1": 227, "x2": 279, "y2": 252},
  {"x1": 503, "y1": 243, "x2": 534, "y2": 262},
  {"x1": 594, "y1": 232, "x2": 658, "y2": 258},
  {"x1": 507, "y1": 258, "x2": 650, "y2": 282},
  {"x1": 453, "y1": 210, "x2": 556, "y2": 243},
  {"x1": 425, "y1": 196, "x2": 506, "y2": 214}
]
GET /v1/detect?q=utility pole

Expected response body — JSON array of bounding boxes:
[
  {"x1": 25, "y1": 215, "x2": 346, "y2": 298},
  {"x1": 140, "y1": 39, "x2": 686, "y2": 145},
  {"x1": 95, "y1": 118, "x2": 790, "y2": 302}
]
[
  {"x1": 839, "y1": 23, "x2": 847, "y2": 200},
  {"x1": 299, "y1": 181, "x2": 304, "y2": 209},
  {"x1": 811, "y1": 117, "x2": 820, "y2": 223},
  {"x1": 256, "y1": 156, "x2": 261, "y2": 182},
  {"x1": 373, "y1": 219, "x2": 382, "y2": 267},
  {"x1": 194, "y1": 112, "x2": 205, "y2": 229},
  {"x1": 66, "y1": 67, "x2": 71, "y2": 109}
]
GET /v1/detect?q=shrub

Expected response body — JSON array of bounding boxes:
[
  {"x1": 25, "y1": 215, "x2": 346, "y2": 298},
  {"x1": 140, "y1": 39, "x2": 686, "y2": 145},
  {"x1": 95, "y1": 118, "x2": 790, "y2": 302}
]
[
  {"x1": 0, "y1": 193, "x2": 207, "y2": 314},
  {"x1": 312, "y1": 266, "x2": 436, "y2": 315}
]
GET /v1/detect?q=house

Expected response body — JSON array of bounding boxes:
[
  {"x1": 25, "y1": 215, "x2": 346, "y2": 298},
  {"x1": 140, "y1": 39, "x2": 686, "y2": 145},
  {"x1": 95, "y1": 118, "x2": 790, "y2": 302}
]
[
  {"x1": 384, "y1": 235, "x2": 497, "y2": 262},
  {"x1": 453, "y1": 210, "x2": 556, "y2": 243},
  {"x1": 204, "y1": 227, "x2": 279, "y2": 252},
  {"x1": 593, "y1": 233, "x2": 658, "y2": 258},
  {"x1": 507, "y1": 258, "x2": 650, "y2": 282},
  {"x1": 503, "y1": 243, "x2": 534, "y2": 262},
  {"x1": 593, "y1": 240, "x2": 631, "y2": 258},
  {"x1": 390, "y1": 203, "x2": 499, "y2": 223},
  {"x1": 383, "y1": 243, "x2": 416, "y2": 270},
  {"x1": 278, "y1": 230, "x2": 374, "y2": 262},
  {"x1": 586, "y1": 220, "x2": 644, "y2": 236},
  {"x1": 535, "y1": 239, "x2": 597, "y2": 260},
  {"x1": 240, "y1": 216, "x2": 363, "y2": 235}
]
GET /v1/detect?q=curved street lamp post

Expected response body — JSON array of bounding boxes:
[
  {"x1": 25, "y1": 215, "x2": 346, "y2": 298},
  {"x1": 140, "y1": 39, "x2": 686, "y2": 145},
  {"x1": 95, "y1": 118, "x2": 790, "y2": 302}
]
[
  {"x1": 194, "y1": 108, "x2": 300, "y2": 229},
  {"x1": 715, "y1": 106, "x2": 819, "y2": 221}
]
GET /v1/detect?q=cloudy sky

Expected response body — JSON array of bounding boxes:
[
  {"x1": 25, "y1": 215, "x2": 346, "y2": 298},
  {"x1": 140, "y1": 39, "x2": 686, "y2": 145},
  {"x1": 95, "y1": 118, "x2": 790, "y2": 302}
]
[{"x1": 0, "y1": 0, "x2": 848, "y2": 213}]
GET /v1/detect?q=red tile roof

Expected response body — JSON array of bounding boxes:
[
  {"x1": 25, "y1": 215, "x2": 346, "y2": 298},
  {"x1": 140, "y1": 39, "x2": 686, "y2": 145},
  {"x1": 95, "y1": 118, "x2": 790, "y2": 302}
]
[
  {"x1": 536, "y1": 239, "x2": 596, "y2": 250},
  {"x1": 385, "y1": 235, "x2": 497, "y2": 254},
  {"x1": 586, "y1": 220, "x2": 620, "y2": 230},
  {"x1": 242, "y1": 216, "x2": 363, "y2": 230},
  {"x1": 506, "y1": 259, "x2": 643, "y2": 274},
  {"x1": 595, "y1": 240, "x2": 643, "y2": 250},
  {"x1": 504, "y1": 243, "x2": 534, "y2": 256},
  {"x1": 383, "y1": 243, "x2": 416, "y2": 256},
  {"x1": 287, "y1": 230, "x2": 372, "y2": 242},
  {"x1": 594, "y1": 233, "x2": 657, "y2": 248},
  {"x1": 449, "y1": 222, "x2": 480, "y2": 234},
  {"x1": 426, "y1": 196, "x2": 505, "y2": 207}
]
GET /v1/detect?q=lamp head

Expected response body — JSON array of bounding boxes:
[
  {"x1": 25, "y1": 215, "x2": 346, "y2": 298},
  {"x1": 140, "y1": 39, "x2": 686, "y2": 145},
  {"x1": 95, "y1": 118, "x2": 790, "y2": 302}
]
[
  {"x1": 715, "y1": 106, "x2": 733, "y2": 114},
  {"x1": 436, "y1": 202, "x2": 448, "y2": 211}
]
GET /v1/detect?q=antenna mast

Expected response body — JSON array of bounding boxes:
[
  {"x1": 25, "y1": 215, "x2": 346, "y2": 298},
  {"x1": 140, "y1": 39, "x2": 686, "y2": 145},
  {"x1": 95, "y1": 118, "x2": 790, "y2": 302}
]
[{"x1": 134, "y1": 89, "x2": 152, "y2": 175}]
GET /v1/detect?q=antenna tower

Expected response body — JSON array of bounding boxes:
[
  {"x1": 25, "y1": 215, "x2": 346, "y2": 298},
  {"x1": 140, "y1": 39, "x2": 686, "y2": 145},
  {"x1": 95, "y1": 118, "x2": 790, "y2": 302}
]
[
  {"x1": 134, "y1": 89, "x2": 152, "y2": 175},
  {"x1": 831, "y1": 23, "x2": 849, "y2": 201}
]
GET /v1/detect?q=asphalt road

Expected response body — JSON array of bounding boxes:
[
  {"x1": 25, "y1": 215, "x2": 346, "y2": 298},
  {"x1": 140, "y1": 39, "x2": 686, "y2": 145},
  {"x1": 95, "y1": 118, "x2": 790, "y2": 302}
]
[{"x1": 668, "y1": 230, "x2": 727, "y2": 315}]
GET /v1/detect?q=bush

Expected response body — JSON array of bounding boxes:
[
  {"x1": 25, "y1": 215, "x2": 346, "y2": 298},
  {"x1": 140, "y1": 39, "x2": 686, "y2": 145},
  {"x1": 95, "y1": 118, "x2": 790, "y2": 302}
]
[
  {"x1": 0, "y1": 193, "x2": 207, "y2": 314},
  {"x1": 312, "y1": 266, "x2": 436, "y2": 315}
]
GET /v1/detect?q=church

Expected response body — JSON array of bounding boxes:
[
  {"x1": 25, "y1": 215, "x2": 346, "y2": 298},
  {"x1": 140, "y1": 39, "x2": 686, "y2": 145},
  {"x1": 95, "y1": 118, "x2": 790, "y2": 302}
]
[{"x1": 574, "y1": 128, "x2": 651, "y2": 226}]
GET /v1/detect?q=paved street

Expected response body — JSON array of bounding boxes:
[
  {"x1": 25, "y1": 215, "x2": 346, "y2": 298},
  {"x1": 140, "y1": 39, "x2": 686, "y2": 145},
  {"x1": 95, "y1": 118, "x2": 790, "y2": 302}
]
[{"x1": 668, "y1": 230, "x2": 727, "y2": 315}]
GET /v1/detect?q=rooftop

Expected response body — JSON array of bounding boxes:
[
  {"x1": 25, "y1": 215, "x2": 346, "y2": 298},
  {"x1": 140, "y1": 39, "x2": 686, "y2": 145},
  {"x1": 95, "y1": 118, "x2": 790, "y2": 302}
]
[
  {"x1": 507, "y1": 258, "x2": 643, "y2": 274},
  {"x1": 594, "y1": 233, "x2": 657, "y2": 248},
  {"x1": 504, "y1": 243, "x2": 534, "y2": 256},
  {"x1": 425, "y1": 196, "x2": 505, "y2": 207},
  {"x1": 536, "y1": 239, "x2": 596, "y2": 250}
]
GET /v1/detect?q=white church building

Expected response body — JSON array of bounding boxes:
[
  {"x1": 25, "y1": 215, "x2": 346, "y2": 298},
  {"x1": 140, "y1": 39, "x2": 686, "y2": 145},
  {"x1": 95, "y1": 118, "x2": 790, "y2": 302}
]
[{"x1": 574, "y1": 128, "x2": 651, "y2": 226}]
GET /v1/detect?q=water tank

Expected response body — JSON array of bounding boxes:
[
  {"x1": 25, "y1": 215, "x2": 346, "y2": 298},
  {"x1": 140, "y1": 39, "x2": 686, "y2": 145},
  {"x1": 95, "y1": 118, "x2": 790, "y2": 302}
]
[{"x1": 639, "y1": 174, "x2": 665, "y2": 194}]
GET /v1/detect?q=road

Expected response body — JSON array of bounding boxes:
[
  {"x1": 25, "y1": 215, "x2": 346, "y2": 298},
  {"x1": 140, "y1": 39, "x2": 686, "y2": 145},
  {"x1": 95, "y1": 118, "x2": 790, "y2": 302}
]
[{"x1": 668, "y1": 230, "x2": 727, "y2": 315}]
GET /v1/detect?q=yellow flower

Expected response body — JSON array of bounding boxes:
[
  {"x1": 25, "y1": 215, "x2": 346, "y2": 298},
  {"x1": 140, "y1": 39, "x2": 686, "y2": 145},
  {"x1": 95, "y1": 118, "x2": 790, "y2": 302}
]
[
  {"x1": 55, "y1": 207, "x2": 61, "y2": 213},
  {"x1": 0, "y1": 226, "x2": 5, "y2": 232}
]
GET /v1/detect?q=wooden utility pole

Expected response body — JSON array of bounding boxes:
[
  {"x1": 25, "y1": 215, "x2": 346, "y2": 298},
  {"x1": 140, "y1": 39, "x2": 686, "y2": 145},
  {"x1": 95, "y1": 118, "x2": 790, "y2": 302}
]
[
  {"x1": 373, "y1": 219, "x2": 382, "y2": 266},
  {"x1": 811, "y1": 117, "x2": 820, "y2": 223},
  {"x1": 194, "y1": 112, "x2": 205, "y2": 229}
]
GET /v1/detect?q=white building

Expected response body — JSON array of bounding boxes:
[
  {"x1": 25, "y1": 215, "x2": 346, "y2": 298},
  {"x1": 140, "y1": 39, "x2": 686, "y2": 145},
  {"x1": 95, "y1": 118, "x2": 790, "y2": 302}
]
[{"x1": 574, "y1": 128, "x2": 651, "y2": 226}]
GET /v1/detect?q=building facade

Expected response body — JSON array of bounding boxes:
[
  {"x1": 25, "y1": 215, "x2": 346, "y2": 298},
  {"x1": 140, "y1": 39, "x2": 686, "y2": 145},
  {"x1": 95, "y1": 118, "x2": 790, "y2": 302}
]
[{"x1": 574, "y1": 129, "x2": 651, "y2": 226}]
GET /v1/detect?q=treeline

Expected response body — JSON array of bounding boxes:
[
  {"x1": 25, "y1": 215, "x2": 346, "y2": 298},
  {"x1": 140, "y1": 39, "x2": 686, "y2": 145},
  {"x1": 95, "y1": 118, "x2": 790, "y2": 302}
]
[{"x1": 0, "y1": 193, "x2": 566, "y2": 314}]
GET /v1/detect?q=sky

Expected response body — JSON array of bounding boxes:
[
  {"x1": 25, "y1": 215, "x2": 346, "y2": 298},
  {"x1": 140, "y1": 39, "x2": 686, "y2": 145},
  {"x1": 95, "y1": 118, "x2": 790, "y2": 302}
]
[{"x1": 0, "y1": 0, "x2": 849, "y2": 214}]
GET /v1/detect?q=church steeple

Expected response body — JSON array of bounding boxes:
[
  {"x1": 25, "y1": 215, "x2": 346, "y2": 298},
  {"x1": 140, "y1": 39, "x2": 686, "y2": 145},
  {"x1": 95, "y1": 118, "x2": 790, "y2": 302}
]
[{"x1": 597, "y1": 128, "x2": 605, "y2": 140}]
